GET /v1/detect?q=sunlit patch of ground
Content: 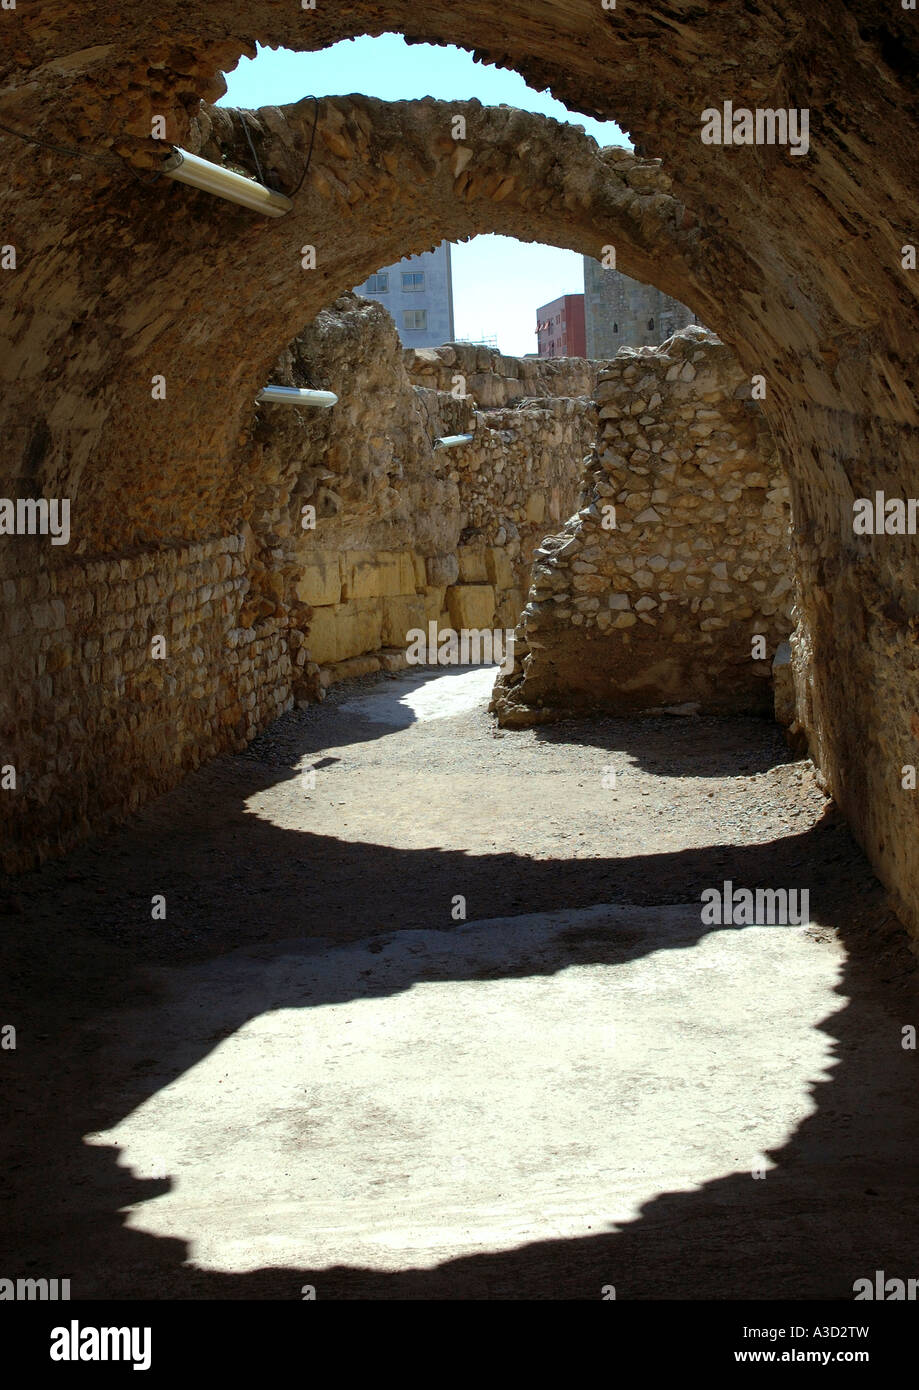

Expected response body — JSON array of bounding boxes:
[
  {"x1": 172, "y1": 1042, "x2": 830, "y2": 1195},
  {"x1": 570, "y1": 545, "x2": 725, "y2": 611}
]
[{"x1": 87, "y1": 904, "x2": 841, "y2": 1277}]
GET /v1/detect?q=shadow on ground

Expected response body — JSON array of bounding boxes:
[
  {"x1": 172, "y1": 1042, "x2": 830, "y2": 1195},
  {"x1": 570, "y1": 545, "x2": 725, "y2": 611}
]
[{"x1": 1, "y1": 690, "x2": 916, "y2": 1299}]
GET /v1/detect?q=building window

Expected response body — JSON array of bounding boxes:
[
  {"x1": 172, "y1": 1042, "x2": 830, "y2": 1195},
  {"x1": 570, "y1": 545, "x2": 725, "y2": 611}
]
[
  {"x1": 403, "y1": 309, "x2": 428, "y2": 331},
  {"x1": 364, "y1": 272, "x2": 389, "y2": 293},
  {"x1": 401, "y1": 271, "x2": 425, "y2": 292},
  {"x1": 648, "y1": 317, "x2": 654, "y2": 330},
  {"x1": 613, "y1": 322, "x2": 618, "y2": 333}
]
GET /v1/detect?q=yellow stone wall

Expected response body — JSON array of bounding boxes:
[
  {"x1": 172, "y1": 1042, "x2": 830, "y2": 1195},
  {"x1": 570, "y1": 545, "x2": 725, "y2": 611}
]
[{"x1": 302, "y1": 546, "x2": 514, "y2": 671}]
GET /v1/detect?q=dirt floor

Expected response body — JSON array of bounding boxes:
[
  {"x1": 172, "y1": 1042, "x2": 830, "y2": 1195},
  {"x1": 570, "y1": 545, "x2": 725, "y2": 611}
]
[{"x1": 2, "y1": 664, "x2": 918, "y2": 1299}]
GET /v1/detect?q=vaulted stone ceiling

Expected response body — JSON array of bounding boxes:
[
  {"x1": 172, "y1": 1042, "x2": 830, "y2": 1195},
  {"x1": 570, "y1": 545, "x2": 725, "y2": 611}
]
[
  {"x1": 0, "y1": 96, "x2": 700, "y2": 550},
  {"x1": 2, "y1": 3, "x2": 918, "y2": 930},
  {"x1": 3, "y1": 3, "x2": 916, "y2": 543}
]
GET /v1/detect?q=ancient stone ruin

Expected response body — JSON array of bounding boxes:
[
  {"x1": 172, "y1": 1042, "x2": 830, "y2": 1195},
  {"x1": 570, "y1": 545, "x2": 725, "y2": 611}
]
[
  {"x1": 494, "y1": 327, "x2": 793, "y2": 724},
  {"x1": 1, "y1": 279, "x2": 798, "y2": 872},
  {"x1": 3, "y1": 0, "x2": 919, "y2": 1320},
  {"x1": 295, "y1": 322, "x2": 595, "y2": 684},
  {"x1": 1, "y1": 15, "x2": 918, "y2": 928},
  {"x1": 0, "y1": 290, "x2": 598, "y2": 869}
]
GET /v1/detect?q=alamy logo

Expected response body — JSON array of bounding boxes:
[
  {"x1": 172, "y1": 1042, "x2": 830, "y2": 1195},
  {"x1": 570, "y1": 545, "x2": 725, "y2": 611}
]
[
  {"x1": 405, "y1": 623, "x2": 515, "y2": 674},
  {"x1": 700, "y1": 881, "x2": 809, "y2": 925},
  {"x1": 700, "y1": 102, "x2": 809, "y2": 156},
  {"x1": 50, "y1": 1321, "x2": 151, "y2": 1371},
  {"x1": 0, "y1": 1276, "x2": 70, "y2": 1300},
  {"x1": 853, "y1": 1270, "x2": 919, "y2": 1300},
  {"x1": 0, "y1": 497, "x2": 70, "y2": 545},
  {"x1": 853, "y1": 492, "x2": 919, "y2": 535}
]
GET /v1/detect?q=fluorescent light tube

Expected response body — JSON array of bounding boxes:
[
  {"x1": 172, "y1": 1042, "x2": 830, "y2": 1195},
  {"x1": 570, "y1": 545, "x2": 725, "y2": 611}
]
[
  {"x1": 257, "y1": 386, "x2": 338, "y2": 408},
  {"x1": 433, "y1": 433, "x2": 475, "y2": 450},
  {"x1": 162, "y1": 148, "x2": 293, "y2": 217}
]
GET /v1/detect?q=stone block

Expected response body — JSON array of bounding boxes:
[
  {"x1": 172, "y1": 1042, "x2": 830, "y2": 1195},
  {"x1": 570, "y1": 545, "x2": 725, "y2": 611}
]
[
  {"x1": 294, "y1": 553, "x2": 341, "y2": 607},
  {"x1": 398, "y1": 551, "x2": 418, "y2": 595},
  {"x1": 319, "y1": 654, "x2": 382, "y2": 688},
  {"x1": 485, "y1": 546, "x2": 515, "y2": 591},
  {"x1": 381, "y1": 594, "x2": 426, "y2": 647},
  {"x1": 451, "y1": 344, "x2": 480, "y2": 376},
  {"x1": 466, "y1": 373, "x2": 506, "y2": 408},
  {"x1": 409, "y1": 348, "x2": 442, "y2": 369},
  {"x1": 307, "y1": 600, "x2": 382, "y2": 665},
  {"x1": 457, "y1": 543, "x2": 489, "y2": 583},
  {"x1": 446, "y1": 584, "x2": 497, "y2": 630},
  {"x1": 423, "y1": 585, "x2": 446, "y2": 623},
  {"x1": 426, "y1": 553, "x2": 459, "y2": 587},
  {"x1": 341, "y1": 550, "x2": 408, "y2": 600}
]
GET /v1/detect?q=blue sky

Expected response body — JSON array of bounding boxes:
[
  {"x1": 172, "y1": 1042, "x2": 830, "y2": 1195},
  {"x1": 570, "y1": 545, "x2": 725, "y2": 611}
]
[{"x1": 218, "y1": 37, "x2": 628, "y2": 354}]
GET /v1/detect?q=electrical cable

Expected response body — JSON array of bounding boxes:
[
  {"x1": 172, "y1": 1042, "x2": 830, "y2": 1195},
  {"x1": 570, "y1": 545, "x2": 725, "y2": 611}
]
[
  {"x1": 0, "y1": 97, "x2": 321, "y2": 199},
  {"x1": 290, "y1": 96, "x2": 320, "y2": 197},
  {"x1": 238, "y1": 109, "x2": 267, "y2": 189},
  {"x1": 0, "y1": 118, "x2": 162, "y2": 185}
]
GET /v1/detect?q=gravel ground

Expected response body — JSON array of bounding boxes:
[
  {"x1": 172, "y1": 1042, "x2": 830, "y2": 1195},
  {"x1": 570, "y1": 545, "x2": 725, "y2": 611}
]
[
  {"x1": 2, "y1": 664, "x2": 916, "y2": 1300},
  {"x1": 1, "y1": 664, "x2": 889, "y2": 971}
]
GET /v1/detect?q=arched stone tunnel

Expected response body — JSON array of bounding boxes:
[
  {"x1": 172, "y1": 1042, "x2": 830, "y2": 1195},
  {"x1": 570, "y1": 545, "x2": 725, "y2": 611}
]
[
  {"x1": 2, "y1": 95, "x2": 702, "y2": 549},
  {"x1": 3, "y1": 0, "x2": 919, "y2": 1317},
  {"x1": 2, "y1": 0, "x2": 918, "y2": 932}
]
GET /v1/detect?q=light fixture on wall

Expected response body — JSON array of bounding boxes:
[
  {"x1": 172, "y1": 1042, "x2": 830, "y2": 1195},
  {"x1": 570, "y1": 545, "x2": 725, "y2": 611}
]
[
  {"x1": 162, "y1": 148, "x2": 293, "y2": 217},
  {"x1": 433, "y1": 433, "x2": 474, "y2": 451},
  {"x1": 257, "y1": 386, "x2": 338, "y2": 408}
]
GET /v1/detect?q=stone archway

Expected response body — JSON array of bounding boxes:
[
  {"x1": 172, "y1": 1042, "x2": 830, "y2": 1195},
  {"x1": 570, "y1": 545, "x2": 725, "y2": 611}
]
[
  {"x1": 1, "y1": 95, "x2": 703, "y2": 552},
  {"x1": 2, "y1": 5, "x2": 918, "y2": 932}
]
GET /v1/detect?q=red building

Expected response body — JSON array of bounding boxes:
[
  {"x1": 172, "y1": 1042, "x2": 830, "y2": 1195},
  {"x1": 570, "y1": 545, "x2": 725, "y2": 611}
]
[{"x1": 536, "y1": 293, "x2": 586, "y2": 358}]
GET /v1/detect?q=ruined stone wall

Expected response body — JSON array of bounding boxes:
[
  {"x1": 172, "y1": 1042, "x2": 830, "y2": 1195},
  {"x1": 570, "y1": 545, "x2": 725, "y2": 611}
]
[
  {"x1": 0, "y1": 528, "x2": 295, "y2": 870},
  {"x1": 404, "y1": 343, "x2": 595, "y2": 407},
  {"x1": 493, "y1": 328, "x2": 793, "y2": 724},
  {"x1": 447, "y1": 397, "x2": 594, "y2": 635},
  {"x1": 0, "y1": 295, "x2": 589, "y2": 868},
  {"x1": 280, "y1": 307, "x2": 593, "y2": 684}
]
